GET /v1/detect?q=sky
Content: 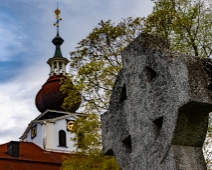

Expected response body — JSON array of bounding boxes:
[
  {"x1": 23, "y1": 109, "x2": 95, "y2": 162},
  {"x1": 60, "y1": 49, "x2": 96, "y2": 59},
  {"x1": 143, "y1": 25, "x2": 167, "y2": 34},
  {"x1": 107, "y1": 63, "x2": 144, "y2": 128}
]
[{"x1": 0, "y1": 0, "x2": 154, "y2": 144}]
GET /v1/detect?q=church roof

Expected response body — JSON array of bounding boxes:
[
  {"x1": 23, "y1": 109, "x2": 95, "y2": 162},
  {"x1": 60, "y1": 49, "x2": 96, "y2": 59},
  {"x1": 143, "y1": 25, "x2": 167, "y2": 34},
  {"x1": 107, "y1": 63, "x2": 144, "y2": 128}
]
[
  {"x1": 0, "y1": 141, "x2": 71, "y2": 170},
  {"x1": 35, "y1": 7, "x2": 81, "y2": 114}
]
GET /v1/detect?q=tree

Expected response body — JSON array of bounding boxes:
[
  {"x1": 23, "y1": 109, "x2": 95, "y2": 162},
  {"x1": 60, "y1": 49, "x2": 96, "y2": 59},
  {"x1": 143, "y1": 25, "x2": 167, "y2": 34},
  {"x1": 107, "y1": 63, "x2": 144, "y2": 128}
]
[
  {"x1": 62, "y1": 1, "x2": 212, "y2": 169},
  {"x1": 61, "y1": 18, "x2": 144, "y2": 170},
  {"x1": 68, "y1": 17, "x2": 144, "y2": 114},
  {"x1": 61, "y1": 113, "x2": 120, "y2": 170},
  {"x1": 145, "y1": 0, "x2": 212, "y2": 57},
  {"x1": 145, "y1": 0, "x2": 212, "y2": 167},
  {"x1": 64, "y1": 0, "x2": 212, "y2": 116}
]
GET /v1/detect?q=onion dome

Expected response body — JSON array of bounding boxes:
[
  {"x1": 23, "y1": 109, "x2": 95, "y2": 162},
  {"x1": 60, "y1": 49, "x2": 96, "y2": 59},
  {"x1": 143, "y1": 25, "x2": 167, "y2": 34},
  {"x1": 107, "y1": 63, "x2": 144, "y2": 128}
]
[
  {"x1": 35, "y1": 75, "x2": 81, "y2": 113},
  {"x1": 35, "y1": 8, "x2": 81, "y2": 113}
]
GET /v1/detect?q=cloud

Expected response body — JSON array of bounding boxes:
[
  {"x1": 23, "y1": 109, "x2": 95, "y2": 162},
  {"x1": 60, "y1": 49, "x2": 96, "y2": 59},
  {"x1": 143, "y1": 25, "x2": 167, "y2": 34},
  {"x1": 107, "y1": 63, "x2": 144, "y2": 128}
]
[
  {"x1": 0, "y1": 79, "x2": 40, "y2": 143},
  {"x1": 0, "y1": 14, "x2": 27, "y2": 62},
  {"x1": 0, "y1": 0, "x2": 154, "y2": 144}
]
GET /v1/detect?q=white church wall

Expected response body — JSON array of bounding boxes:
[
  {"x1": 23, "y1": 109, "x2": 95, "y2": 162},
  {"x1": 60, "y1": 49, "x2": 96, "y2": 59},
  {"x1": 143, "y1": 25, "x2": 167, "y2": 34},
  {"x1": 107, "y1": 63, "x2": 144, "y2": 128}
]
[
  {"x1": 54, "y1": 118, "x2": 76, "y2": 152},
  {"x1": 22, "y1": 116, "x2": 78, "y2": 152},
  {"x1": 46, "y1": 122, "x2": 55, "y2": 150},
  {"x1": 25, "y1": 123, "x2": 43, "y2": 148},
  {"x1": 25, "y1": 132, "x2": 30, "y2": 142}
]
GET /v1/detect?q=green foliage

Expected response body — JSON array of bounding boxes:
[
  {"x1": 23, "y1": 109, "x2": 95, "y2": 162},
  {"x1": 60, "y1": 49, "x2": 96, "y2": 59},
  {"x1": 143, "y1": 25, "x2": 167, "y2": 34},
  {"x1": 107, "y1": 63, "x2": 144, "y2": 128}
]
[
  {"x1": 61, "y1": 2, "x2": 212, "y2": 168},
  {"x1": 60, "y1": 76, "x2": 81, "y2": 112},
  {"x1": 145, "y1": 0, "x2": 212, "y2": 57},
  {"x1": 61, "y1": 18, "x2": 144, "y2": 170},
  {"x1": 70, "y1": 113, "x2": 101, "y2": 152},
  {"x1": 147, "y1": 0, "x2": 212, "y2": 168},
  {"x1": 69, "y1": 17, "x2": 144, "y2": 113},
  {"x1": 61, "y1": 113, "x2": 120, "y2": 170},
  {"x1": 62, "y1": 153, "x2": 120, "y2": 170},
  {"x1": 60, "y1": 18, "x2": 143, "y2": 170}
]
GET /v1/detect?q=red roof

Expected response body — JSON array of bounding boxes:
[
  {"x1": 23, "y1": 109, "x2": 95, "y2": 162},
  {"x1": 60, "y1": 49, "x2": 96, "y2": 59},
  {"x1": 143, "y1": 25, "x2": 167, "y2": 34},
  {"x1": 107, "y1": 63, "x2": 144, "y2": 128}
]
[{"x1": 0, "y1": 142, "x2": 71, "y2": 170}]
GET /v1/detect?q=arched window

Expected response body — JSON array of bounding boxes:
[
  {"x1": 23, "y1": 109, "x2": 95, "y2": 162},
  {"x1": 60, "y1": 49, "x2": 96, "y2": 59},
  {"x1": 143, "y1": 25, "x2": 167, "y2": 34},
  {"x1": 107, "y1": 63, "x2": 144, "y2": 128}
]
[{"x1": 59, "y1": 130, "x2": 66, "y2": 147}]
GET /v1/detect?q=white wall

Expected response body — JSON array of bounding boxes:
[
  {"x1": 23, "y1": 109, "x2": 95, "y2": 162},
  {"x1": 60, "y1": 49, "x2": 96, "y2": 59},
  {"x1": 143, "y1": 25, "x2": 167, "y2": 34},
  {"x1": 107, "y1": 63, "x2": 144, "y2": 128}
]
[
  {"x1": 54, "y1": 118, "x2": 76, "y2": 152},
  {"x1": 46, "y1": 122, "x2": 54, "y2": 149},
  {"x1": 25, "y1": 123, "x2": 43, "y2": 148},
  {"x1": 24, "y1": 116, "x2": 77, "y2": 152}
]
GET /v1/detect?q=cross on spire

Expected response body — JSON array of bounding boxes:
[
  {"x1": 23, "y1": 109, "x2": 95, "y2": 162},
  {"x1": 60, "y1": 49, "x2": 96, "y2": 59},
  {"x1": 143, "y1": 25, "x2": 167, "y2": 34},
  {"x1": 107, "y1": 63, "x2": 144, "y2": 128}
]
[
  {"x1": 53, "y1": 6, "x2": 62, "y2": 35},
  {"x1": 47, "y1": 7, "x2": 69, "y2": 76}
]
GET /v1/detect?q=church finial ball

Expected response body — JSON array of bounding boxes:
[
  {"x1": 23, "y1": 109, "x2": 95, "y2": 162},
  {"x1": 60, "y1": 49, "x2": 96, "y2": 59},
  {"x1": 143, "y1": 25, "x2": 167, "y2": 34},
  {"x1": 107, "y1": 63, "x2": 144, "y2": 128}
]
[{"x1": 54, "y1": 8, "x2": 61, "y2": 19}]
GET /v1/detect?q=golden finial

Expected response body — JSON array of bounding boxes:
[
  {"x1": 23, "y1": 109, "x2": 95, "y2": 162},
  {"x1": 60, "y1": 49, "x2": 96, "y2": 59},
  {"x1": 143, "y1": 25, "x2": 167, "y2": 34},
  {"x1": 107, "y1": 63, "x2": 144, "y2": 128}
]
[
  {"x1": 53, "y1": 6, "x2": 62, "y2": 27},
  {"x1": 54, "y1": 8, "x2": 60, "y2": 19}
]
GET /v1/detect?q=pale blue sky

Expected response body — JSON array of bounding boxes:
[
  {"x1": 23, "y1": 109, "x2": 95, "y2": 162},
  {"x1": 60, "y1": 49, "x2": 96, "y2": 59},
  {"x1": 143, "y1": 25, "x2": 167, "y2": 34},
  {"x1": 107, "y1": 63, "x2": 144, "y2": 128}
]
[{"x1": 0, "y1": 0, "x2": 154, "y2": 143}]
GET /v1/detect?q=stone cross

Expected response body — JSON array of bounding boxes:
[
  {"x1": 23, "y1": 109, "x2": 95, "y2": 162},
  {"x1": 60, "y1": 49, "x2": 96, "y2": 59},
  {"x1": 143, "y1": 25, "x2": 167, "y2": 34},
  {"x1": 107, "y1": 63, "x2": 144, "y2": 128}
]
[{"x1": 101, "y1": 33, "x2": 212, "y2": 170}]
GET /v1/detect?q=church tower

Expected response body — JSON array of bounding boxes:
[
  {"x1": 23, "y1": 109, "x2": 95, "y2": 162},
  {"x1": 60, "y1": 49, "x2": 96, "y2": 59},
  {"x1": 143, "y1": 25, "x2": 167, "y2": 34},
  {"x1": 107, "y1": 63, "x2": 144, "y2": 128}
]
[{"x1": 20, "y1": 8, "x2": 81, "y2": 153}]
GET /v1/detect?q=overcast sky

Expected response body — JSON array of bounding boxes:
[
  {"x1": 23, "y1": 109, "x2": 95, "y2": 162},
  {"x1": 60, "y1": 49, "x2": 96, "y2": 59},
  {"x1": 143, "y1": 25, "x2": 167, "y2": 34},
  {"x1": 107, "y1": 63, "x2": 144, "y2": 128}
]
[{"x1": 0, "y1": 0, "x2": 154, "y2": 144}]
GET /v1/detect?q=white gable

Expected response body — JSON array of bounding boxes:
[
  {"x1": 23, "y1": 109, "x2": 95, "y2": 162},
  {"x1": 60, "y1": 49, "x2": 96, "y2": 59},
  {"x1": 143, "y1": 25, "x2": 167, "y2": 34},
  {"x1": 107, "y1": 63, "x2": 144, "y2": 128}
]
[{"x1": 20, "y1": 110, "x2": 81, "y2": 153}]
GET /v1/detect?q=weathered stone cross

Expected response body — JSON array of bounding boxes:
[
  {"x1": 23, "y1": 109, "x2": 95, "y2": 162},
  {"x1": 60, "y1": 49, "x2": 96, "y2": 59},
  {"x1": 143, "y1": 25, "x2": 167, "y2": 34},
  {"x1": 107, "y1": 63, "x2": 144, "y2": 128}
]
[{"x1": 101, "y1": 34, "x2": 212, "y2": 170}]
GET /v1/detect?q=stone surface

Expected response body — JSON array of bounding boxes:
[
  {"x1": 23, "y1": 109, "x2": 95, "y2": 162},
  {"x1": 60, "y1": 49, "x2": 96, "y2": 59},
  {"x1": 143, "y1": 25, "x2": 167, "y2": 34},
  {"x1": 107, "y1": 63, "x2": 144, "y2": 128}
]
[{"x1": 101, "y1": 33, "x2": 212, "y2": 170}]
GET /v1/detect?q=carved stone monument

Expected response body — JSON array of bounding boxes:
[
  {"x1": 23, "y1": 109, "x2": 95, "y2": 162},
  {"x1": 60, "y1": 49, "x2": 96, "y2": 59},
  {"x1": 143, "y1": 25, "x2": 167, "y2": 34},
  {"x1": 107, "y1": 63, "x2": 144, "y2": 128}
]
[{"x1": 101, "y1": 33, "x2": 212, "y2": 170}]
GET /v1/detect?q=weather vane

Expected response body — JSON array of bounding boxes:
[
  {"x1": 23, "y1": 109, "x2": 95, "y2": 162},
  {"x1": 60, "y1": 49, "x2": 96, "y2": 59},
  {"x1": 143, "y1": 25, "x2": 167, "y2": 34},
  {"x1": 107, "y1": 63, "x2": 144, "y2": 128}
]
[{"x1": 53, "y1": 3, "x2": 62, "y2": 28}]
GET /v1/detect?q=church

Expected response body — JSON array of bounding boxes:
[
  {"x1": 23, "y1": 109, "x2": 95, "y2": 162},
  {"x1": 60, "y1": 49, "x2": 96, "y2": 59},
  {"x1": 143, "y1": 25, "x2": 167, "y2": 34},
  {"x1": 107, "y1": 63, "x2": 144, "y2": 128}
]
[{"x1": 0, "y1": 8, "x2": 80, "y2": 170}]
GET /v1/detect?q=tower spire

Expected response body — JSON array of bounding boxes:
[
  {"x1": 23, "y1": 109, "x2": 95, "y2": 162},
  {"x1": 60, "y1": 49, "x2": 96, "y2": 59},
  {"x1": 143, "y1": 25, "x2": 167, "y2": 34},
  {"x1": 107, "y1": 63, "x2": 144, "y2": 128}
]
[
  {"x1": 35, "y1": 6, "x2": 80, "y2": 116},
  {"x1": 52, "y1": 6, "x2": 63, "y2": 58},
  {"x1": 47, "y1": 7, "x2": 69, "y2": 76}
]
